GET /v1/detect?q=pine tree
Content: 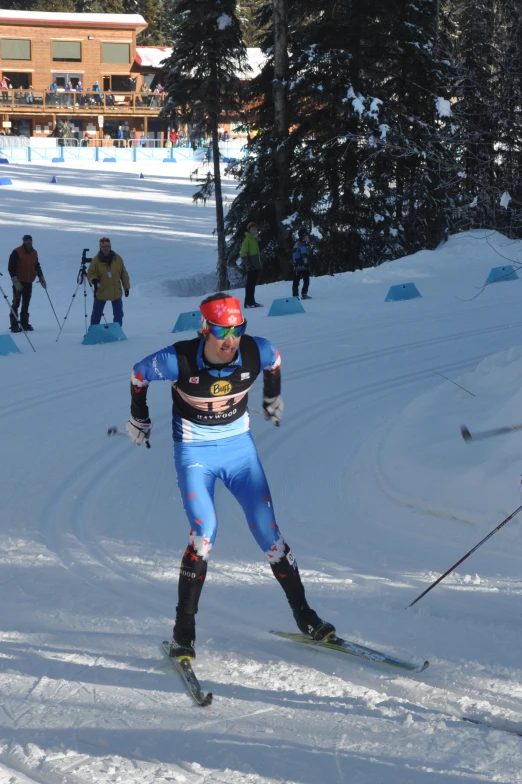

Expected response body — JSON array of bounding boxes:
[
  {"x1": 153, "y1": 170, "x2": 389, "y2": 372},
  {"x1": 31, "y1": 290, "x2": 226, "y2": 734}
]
[
  {"x1": 75, "y1": 0, "x2": 104, "y2": 10},
  {"x1": 226, "y1": 0, "x2": 458, "y2": 276},
  {"x1": 478, "y1": 0, "x2": 522, "y2": 237},
  {"x1": 161, "y1": 0, "x2": 249, "y2": 289},
  {"x1": 123, "y1": 0, "x2": 139, "y2": 11},
  {"x1": 161, "y1": 0, "x2": 177, "y2": 45},
  {"x1": 0, "y1": 1, "x2": 36, "y2": 9},
  {"x1": 452, "y1": 0, "x2": 496, "y2": 229},
  {"x1": 237, "y1": 0, "x2": 265, "y2": 47},
  {"x1": 139, "y1": 0, "x2": 164, "y2": 44},
  {"x1": 33, "y1": 0, "x2": 76, "y2": 11},
  {"x1": 103, "y1": 0, "x2": 124, "y2": 12}
]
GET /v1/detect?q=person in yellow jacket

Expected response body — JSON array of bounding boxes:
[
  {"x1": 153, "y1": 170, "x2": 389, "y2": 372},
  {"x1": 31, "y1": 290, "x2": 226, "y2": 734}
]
[
  {"x1": 240, "y1": 222, "x2": 263, "y2": 308},
  {"x1": 87, "y1": 237, "x2": 130, "y2": 327}
]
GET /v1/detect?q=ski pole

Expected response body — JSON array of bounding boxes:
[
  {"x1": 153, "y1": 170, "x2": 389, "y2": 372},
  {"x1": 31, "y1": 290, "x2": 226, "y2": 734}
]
[
  {"x1": 432, "y1": 370, "x2": 475, "y2": 396},
  {"x1": 461, "y1": 423, "x2": 522, "y2": 442},
  {"x1": 44, "y1": 288, "x2": 61, "y2": 328},
  {"x1": 0, "y1": 277, "x2": 36, "y2": 352},
  {"x1": 407, "y1": 503, "x2": 522, "y2": 608},
  {"x1": 107, "y1": 425, "x2": 151, "y2": 449}
]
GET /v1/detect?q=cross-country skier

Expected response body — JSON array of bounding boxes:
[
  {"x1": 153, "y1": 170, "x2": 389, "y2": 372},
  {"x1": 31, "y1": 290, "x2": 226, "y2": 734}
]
[{"x1": 126, "y1": 292, "x2": 335, "y2": 659}]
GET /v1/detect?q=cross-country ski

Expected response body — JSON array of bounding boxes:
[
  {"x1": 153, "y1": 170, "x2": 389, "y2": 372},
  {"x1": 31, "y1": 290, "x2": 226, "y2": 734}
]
[
  {"x1": 161, "y1": 642, "x2": 212, "y2": 707},
  {"x1": 270, "y1": 631, "x2": 429, "y2": 674}
]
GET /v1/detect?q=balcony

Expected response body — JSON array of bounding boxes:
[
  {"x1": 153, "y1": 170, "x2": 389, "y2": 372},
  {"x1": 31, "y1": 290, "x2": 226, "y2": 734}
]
[{"x1": 0, "y1": 89, "x2": 167, "y2": 114}]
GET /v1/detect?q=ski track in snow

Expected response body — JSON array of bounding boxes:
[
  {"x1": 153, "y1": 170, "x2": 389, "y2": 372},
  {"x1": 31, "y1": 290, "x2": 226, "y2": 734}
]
[{"x1": 2, "y1": 162, "x2": 522, "y2": 782}]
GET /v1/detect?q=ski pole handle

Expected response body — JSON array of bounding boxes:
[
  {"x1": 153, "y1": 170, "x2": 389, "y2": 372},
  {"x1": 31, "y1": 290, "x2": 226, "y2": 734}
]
[{"x1": 107, "y1": 425, "x2": 151, "y2": 449}]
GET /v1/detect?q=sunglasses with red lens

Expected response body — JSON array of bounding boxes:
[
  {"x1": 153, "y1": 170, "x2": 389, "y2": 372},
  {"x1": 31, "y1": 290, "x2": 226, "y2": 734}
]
[{"x1": 206, "y1": 321, "x2": 246, "y2": 339}]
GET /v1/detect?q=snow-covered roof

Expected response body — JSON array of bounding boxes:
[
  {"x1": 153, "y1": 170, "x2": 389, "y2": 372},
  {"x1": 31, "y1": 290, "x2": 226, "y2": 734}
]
[
  {"x1": 246, "y1": 48, "x2": 265, "y2": 78},
  {"x1": 0, "y1": 10, "x2": 147, "y2": 28},
  {"x1": 135, "y1": 47, "x2": 171, "y2": 69},
  {"x1": 134, "y1": 46, "x2": 266, "y2": 77}
]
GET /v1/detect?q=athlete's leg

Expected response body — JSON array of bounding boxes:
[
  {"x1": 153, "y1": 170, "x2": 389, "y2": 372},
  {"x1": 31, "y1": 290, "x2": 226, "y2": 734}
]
[
  {"x1": 172, "y1": 441, "x2": 220, "y2": 652},
  {"x1": 219, "y1": 433, "x2": 307, "y2": 609},
  {"x1": 220, "y1": 432, "x2": 335, "y2": 639}
]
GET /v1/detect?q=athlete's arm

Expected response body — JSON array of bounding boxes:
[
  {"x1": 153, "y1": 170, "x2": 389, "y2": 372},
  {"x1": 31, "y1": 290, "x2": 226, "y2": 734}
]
[
  {"x1": 253, "y1": 336, "x2": 281, "y2": 400},
  {"x1": 130, "y1": 345, "x2": 179, "y2": 421}
]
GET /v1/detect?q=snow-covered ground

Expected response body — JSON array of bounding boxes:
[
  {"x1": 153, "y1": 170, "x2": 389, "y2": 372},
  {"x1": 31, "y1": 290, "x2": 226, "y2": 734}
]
[{"x1": 2, "y1": 160, "x2": 522, "y2": 783}]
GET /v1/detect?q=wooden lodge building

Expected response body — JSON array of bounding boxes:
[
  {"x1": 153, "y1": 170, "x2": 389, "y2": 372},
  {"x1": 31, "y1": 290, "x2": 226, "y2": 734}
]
[{"x1": 0, "y1": 8, "x2": 171, "y2": 143}]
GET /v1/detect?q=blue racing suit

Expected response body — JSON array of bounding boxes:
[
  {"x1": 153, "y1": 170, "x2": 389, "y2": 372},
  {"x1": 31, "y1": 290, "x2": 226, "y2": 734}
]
[{"x1": 130, "y1": 335, "x2": 306, "y2": 621}]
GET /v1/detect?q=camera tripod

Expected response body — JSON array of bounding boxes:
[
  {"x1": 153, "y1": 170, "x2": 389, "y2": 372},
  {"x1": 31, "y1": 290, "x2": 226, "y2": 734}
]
[{"x1": 56, "y1": 249, "x2": 102, "y2": 342}]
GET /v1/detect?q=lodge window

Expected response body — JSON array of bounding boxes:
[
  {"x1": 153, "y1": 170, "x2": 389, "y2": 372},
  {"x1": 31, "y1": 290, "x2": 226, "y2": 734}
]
[
  {"x1": 103, "y1": 74, "x2": 136, "y2": 91},
  {"x1": 1, "y1": 39, "x2": 31, "y2": 60},
  {"x1": 2, "y1": 71, "x2": 31, "y2": 89},
  {"x1": 52, "y1": 41, "x2": 82, "y2": 62},
  {"x1": 52, "y1": 72, "x2": 82, "y2": 88},
  {"x1": 101, "y1": 42, "x2": 130, "y2": 64}
]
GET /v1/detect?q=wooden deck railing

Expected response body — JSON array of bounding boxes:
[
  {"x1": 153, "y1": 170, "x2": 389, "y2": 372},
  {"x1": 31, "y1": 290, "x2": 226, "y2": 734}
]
[{"x1": 0, "y1": 89, "x2": 167, "y2": 113}]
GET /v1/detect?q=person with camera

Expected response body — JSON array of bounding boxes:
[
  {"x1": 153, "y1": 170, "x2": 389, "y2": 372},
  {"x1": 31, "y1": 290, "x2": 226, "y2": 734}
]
[
  {"x1": 86, "y1": 237, "x2": 130, "y2": 327},
  {"x1": 8, "y1": 234, "x2": 46, "y2": 332}
]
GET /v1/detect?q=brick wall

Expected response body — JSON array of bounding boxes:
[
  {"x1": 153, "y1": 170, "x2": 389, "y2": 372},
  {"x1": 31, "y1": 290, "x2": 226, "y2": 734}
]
[{"x1": 0, "y1": 22, "x2": 139, "y2": 91}]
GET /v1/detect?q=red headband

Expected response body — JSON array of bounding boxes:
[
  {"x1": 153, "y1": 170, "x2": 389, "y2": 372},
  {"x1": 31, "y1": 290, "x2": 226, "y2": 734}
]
[{"x1": 200, "y1": 297, "x2": 243, "y2": 326}]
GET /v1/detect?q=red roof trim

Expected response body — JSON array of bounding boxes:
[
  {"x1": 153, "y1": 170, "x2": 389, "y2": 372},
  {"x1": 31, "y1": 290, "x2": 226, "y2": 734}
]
[{"x1": 0, "y1": 16, "x2": 147, "y2": 28}]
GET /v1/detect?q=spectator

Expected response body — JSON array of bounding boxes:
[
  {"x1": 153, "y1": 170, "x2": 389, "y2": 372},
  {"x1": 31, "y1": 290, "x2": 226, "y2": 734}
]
[
  {"x1": 48, "y1": 81, "x2": 59, "y2": 106},
  {"x1": 1, "y1": 75, "x2": 10, "y2": 103},
  {"x1": 25, "y1": 87, "x2": 35, "y2": 104},
  {"x1": 240, "y1": 222, "x2": 263, "y2": 308},
  {"x1": 92, "y1": 81, "x2": 102, "y2": 106},
  {"x1": 140, "y1": 133, "x2": 147, "y2": 147},
  {"x1": 106, "y1": 88, "x2": 115, "y2": 107},
  {"x1": 169, "y1": 128, "x2": 178, "y2": 145},
  {"x1": 87, "y1": 237, "x2": 130, "y2": 327},
  {"x1": 8, "y1": 234, "x2": 47, "y2": 333},
  {"x1": 75, "y1": 80, "x2": 84, "y2": 106},
  {"x1": 116, "y1": 125, "x2": 124, "y2": 147},
  {"x1": 221, "y1": 130, "x2": 230, "y2": 142},
  {"x1": 51, "y1": 120, "x2": 65, "y2": 146},
  {"x1": 139, "y1": 82, "x2": 150, "y2": 107},
  {"x1": 64, "y1": 81, "x2": 72, "y2": 106},
  {"x1": 292, "y1": 228, "x2": 312, "y2": 300}
]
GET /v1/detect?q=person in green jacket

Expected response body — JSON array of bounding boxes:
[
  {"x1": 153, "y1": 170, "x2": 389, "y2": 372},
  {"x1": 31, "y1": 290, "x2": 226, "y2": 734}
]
[
  {"x1": 240, "y1": 222, "x2": 263, "y2": 308},
  {"x1": 87, "y1": 237, "x2": 130, "y2": 326}
]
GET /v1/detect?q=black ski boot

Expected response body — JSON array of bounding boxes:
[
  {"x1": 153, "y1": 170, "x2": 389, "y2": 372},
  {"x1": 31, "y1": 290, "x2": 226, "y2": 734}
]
[
  {"x1": 9, "y1": 313, "x2": 21, "y2": 332},
  {"x1": 293, "y1": 605, "x2": 336, "y2": 641},
  {"x1": 170, "y1": 611, "x2": 196, "y2": 659}
]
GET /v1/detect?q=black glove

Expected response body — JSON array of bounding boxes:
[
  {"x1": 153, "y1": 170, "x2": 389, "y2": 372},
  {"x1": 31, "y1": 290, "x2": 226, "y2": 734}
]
[
  {"x1": 124, "y1": 289, "x2": 129, "y2": 297},
  {"x1": 91, "y1": 278, "x2": 99, "y2": 292}
]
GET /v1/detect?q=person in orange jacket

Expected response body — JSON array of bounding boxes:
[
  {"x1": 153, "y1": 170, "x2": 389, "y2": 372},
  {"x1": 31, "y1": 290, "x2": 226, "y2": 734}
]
[{"x1": 8, "y1": 234, "x2": 46, "y2": 332}]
